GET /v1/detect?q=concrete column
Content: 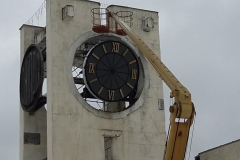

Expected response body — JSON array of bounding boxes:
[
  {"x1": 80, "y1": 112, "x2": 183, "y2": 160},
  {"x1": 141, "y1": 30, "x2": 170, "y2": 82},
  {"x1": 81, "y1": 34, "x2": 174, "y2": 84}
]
[{"x1": 19, "y1": 25, "x2": 47, "y2": 160}]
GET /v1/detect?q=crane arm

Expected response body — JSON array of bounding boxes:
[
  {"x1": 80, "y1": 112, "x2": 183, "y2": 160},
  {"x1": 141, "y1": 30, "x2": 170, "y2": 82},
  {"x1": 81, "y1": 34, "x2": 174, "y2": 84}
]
[{"x1": 111, "y1": 13, "x2": 195, "y2": 160}]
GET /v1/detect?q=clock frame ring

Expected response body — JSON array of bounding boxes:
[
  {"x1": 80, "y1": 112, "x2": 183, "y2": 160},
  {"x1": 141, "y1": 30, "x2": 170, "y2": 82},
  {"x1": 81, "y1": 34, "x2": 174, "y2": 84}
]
[
  {"x1": 66, "y1": 32, "x2": 148, "y2": 119},
  {"x1": 20, "y1": 44, "x2": 44, "y2": 112}
]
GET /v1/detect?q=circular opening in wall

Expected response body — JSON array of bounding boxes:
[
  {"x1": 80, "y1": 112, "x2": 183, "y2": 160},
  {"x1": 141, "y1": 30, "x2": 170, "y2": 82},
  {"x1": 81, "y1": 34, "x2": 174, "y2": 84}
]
[{"x1": 71, "y1": 35, "x2": 144, "y2": 113}]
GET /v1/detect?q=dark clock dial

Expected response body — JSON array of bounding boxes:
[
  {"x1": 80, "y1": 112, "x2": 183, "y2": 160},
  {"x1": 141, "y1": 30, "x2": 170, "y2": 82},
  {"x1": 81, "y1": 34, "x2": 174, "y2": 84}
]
[
  {"x1": 20, "y1": 44, "x2": 44, "y2": 112},
  {"x1": 83, "y1": 40, "x2": 139, "y2": 102}
]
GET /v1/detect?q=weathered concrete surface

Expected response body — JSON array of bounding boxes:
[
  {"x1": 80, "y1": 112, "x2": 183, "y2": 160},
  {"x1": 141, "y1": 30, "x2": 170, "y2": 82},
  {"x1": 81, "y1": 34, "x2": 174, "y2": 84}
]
[
  {"x1": 43, "y1": 0, "x2": 164, "y2": 159},
  {"x1": 47, "y1": 1, "x2": 165, "y2": 159}
]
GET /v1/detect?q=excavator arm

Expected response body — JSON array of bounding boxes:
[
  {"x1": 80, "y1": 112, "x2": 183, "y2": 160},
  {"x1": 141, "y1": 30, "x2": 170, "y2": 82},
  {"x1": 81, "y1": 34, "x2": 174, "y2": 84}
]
[{"x1": 111, "y1": 13, "x2": 195, "y2": 160}]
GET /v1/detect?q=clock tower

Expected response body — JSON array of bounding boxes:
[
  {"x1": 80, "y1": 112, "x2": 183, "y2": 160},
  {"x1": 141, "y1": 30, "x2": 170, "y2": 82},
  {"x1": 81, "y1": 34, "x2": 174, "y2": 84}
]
[{"x1": 20, "y1": 1, "x2": 166, "y2": 159}]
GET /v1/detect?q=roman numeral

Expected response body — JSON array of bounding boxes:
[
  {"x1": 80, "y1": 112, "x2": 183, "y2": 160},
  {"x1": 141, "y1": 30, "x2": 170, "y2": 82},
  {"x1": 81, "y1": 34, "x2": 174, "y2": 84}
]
[
  {"x1": 90, "y1": 78, "x2": 97, "y2": 83},
  {"x1": 112, "y1": 42, "x2": 120, "y2": 53},
  {"x1": 108, "y1": 90, "x2": 115, "y2": 101},
  {"x1": 102, "y1": 45, "x2": 107, "y2": 53},
  {"x1": 88, "y1": 63, "x2": 95, "y2": 73},
  {"x1": 127, "y1": 83, "x2": 134, "y2": 89},
  {"x1": 98, "y1": 87, "x2": 103, "y2": 95},
  {"x1": 120, "y1": 89, "x2": 124, "y2": 98},
  {"x1": 92, "y1": 53, "x2": 99, "y2": 60},
  {"x1": 131, "y1": 69, "x2": 138, "y2": 79},
  {"x1": 123, "y1": 49, "x2": 128, "y2": 56},
  {"x1": 129, "y1": 60, "x2": 136, "y2": 64}
]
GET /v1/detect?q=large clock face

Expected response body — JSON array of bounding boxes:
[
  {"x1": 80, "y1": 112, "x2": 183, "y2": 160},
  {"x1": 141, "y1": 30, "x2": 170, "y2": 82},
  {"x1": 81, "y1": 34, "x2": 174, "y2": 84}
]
[
  {"x1": 83, "y1": 40, "x2": 139, "y2": 102},
  {"x1": 20, "y1": 44, "x2": 45, "y2": 112},
  {"x1": 71, "y1": 36, "x2": 144, "y2": 113}
]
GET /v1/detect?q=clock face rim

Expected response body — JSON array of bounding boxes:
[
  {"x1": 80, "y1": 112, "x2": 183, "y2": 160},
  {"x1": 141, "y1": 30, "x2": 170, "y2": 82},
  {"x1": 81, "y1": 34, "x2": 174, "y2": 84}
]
[
  {"x1": 19, "y1": 44, "x2": 44, "y2": 112},
  {"x1": 66, "y1": 32, "x2": 148, "y2": 119},
  {"x1": 83, "y1": 40, "x2": 140, "y2": 102}
]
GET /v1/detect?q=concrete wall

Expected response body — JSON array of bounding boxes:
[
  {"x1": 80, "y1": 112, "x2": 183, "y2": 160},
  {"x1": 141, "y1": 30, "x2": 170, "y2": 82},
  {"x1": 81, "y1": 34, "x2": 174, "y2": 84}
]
[
  {"x1": 196, "y1": 140, "x2": 240, "y2": 160},
  {"x1": 46, "y1": 1, "x2": 165, "y2": 160},
  {"x1": 19, "y1": 25, "x2": 47, "y2": 160}
]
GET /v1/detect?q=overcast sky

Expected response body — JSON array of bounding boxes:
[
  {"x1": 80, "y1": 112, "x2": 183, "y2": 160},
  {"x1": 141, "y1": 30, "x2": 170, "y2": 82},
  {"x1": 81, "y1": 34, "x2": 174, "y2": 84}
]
[{"x1": 1, "y1": 0, "x2": 240, "y2": 159}]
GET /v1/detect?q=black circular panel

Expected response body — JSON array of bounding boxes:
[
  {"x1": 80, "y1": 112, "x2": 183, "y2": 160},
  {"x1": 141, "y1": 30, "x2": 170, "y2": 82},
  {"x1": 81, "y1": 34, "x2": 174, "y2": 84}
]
[
  {"x1": 20, "y1": 44, "x2": 44, "y2": 112},
  {"x1": 83, "y1": 40, "x2": 139, "y2": 102}
]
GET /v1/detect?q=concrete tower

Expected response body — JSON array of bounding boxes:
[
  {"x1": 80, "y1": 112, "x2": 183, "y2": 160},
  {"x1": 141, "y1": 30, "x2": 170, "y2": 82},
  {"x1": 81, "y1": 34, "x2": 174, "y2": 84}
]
[{"x1": 20, "y1": 1, "x2": 166, "y2": 160}]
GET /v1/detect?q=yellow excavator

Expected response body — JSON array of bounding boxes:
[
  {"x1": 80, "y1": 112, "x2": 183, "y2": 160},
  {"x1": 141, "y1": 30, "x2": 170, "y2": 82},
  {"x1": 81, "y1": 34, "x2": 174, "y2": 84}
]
[{"x1": 111, "y1": 13, "x2": 196, "y2": 160}]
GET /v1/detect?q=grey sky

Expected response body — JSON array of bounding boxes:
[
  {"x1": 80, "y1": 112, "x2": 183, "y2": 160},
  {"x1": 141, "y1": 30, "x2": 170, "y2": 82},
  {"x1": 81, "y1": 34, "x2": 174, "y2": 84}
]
[{"x1": 1, "y1": 0, "x2": 240, "y2": 159}]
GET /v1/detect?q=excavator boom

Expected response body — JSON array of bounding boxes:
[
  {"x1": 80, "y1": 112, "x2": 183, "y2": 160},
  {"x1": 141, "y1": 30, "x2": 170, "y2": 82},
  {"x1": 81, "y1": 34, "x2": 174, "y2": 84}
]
[{"x1": 110, "y1": 13, "x2": 195, "y2": 160}]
